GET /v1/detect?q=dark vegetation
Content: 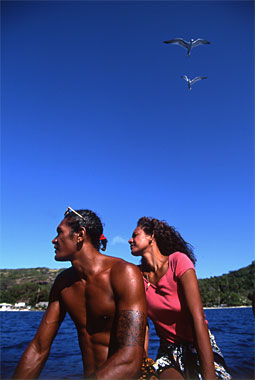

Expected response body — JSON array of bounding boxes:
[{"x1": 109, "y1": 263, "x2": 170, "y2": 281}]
[
  {"x1": 0, "y1": 262, "x2": 254, "y2": 307},
  {"x1": 198, "y1": 261, "x2": 254, "y2": 307},
  {"x1": 0, "y1": 268, "x2": 64, "y2": 306}
]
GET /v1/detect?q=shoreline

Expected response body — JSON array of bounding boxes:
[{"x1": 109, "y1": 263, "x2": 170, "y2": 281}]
[
  {"x1": 203, "y1": 305, "x2": 252, "y2": 310},
  {"x1": 1, "y1": 306, "x2": 252, "y2": 312}
]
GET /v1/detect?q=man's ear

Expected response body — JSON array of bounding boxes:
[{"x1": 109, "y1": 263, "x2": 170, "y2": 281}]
[{"x1": 77, "y1": 227, "x2": 86, "y2": 243}]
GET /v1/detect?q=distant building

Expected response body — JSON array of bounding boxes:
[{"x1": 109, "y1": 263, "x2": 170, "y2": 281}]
[
  {"x1": 0, "y1": 303, "x2": 12, "y2": 311},
  {"x1": 0, "y1": 303, "x2": 31, "y2": 311},
  {"x1": 14, "y1": 302, "x2": 26, "y2": 309},
  {"x1": 35, "y1": 302, "x2": 48, "y2": 309}
]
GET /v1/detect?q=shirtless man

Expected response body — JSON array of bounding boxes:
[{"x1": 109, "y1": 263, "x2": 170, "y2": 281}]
[{"x1": 13, "y1": 207, "x2": 147, "y2": 379}]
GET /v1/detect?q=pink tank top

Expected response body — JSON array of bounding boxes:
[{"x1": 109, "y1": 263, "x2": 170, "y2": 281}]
[{"x1": 143, "y1": 251, "x2": 196, "y2": 344}]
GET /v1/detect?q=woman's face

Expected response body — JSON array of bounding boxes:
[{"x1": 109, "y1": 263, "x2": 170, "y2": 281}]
[{"x1": 129, "y1": 226, "x2": 152, "y2": 256}]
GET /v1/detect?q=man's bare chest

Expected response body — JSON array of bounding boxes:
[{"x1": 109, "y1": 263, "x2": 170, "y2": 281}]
[{"x1": 60, "y1": 275, "x2": 116, "y2": 332}]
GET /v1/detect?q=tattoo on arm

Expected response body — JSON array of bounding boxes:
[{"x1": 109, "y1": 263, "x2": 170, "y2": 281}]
[{"x1": 116, "y1": 310, "x2": 146, "y2": 347}]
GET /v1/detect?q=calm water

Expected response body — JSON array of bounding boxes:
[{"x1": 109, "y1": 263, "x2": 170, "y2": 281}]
[{"x1": 1, "y1": 308, "x2": 254, "y2": 379}]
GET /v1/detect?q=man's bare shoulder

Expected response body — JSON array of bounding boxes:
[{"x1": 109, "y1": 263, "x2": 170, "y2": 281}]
[
  {"x1": 112, "y1": 259, "x2": 139, "y2": 274},
  {"x1": 54, "y1": 267, "x2": 76, "y2": 284},
  {"x1": 50, "y1": 267, "x2": 77, "y2": 300},
  {"x1": 105, "y1": 258, "x2": 143, "y2": 290},
  {"x1": 100, "y1": 255, "x2": 139, "y2": 275}
]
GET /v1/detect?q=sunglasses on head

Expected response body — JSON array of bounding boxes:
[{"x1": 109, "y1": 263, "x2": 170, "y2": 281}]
[{"x1": 64, "y1": 206, "x2": 85, "y2": 221}]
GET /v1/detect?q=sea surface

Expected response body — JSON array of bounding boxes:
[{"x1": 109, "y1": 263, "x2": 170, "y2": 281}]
[{"x1": 1, "y1": 307, "x2": 254, "y2": 379}]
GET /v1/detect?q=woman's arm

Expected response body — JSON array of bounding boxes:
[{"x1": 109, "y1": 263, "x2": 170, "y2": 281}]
[
  {"x1": 180, "y1": 269, "x2": 216, "y2": 380},
  {"x1": 144, "y1": 323, "x2": 149, "y2": 357}
]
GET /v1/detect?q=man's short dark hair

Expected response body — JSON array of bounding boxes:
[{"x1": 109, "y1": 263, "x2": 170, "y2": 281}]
[{"x1": 65, "y1": 209, "x2": 103, "y2": 250}]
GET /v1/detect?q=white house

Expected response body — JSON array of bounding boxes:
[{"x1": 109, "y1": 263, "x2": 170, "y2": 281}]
[
  {"x1": 14, "y1": 302, "x2": 26, "y2": 309},
  {"x1": 0, "y1": 303, "x2": 12, "y2": 311}
]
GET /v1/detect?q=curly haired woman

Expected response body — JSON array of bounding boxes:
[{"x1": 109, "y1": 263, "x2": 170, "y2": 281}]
[{"x1": 129, "y1": 217, "x2": 231, "y2": 380}]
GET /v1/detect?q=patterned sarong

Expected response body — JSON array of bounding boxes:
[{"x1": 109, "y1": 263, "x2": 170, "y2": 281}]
[{"x1": 152, "y1": 331, "x2": 231, "y2": 380}]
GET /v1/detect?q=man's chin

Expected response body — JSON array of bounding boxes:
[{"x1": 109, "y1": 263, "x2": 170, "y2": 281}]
[{"x1": 55, "y1": 255, "x2": 68, "y2": 262}]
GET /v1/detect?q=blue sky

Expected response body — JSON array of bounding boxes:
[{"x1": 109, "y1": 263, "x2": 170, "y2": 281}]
[{"x1": 1, "y1": 1, "x2": 254, "y2": 279}]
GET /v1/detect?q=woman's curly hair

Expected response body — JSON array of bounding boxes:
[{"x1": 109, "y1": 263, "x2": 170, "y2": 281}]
[{"x1": 137, "y1": 217, "x2": 196, "y2": 265}]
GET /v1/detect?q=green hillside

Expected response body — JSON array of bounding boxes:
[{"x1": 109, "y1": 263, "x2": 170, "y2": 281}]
[
  {"x1": 0, "y1": 262, "x2": 254, "y2": 307},
  {"x1": 0, "y1": 267, "x2": 64, "y2": 306},
  {"x1": 198, "y1": 261, "x2": 254, "y2": 307}
]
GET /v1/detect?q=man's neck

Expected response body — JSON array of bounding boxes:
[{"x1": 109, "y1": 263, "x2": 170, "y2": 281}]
[{"x1": 71, "y1": 245, "x2": 103, "y2": 279}]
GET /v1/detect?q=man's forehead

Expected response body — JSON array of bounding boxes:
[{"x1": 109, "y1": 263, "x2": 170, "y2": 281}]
[{"x1": 57, "y1": 218, "x2": 69, "y2": 229}]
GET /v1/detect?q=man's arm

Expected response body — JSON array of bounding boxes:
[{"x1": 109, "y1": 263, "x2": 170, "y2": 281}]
[
  {"x1": 96, "y1": 262, "x2": 147, "y2": 380},
  {"x1": 13, "y1": 279, "x2": 66, "y2": 379}
]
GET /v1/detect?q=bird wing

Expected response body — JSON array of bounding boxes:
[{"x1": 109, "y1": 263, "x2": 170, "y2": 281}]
[
  {"x1": 181, "y1": 75, "x2": 189, "y2": 82},
  {"x1": 190, "y1": 76, "x2": 207, "y2": 85},
  {"x1": 192, "y1": 39, "x2": 211, "y2": 47},
  {"x1": 163, "y1": 38, "x2": 189, "y2": 49}
]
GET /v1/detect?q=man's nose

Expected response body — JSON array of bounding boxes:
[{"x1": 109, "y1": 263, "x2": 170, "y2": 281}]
[
  {"x1": 52, "y1": 236, "x2": 57, "y2": 244},
  {"x1": 128, "y1": 238, "x2": 132, "y2": 244}
]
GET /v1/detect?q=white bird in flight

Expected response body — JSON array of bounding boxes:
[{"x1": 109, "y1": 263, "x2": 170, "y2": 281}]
[
  {"x1": 163, "y1": 38, "x2": 210, "y2": 56},
  {"x1": 181, "y1": 75, "x2": 207, "y2": 90}
]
